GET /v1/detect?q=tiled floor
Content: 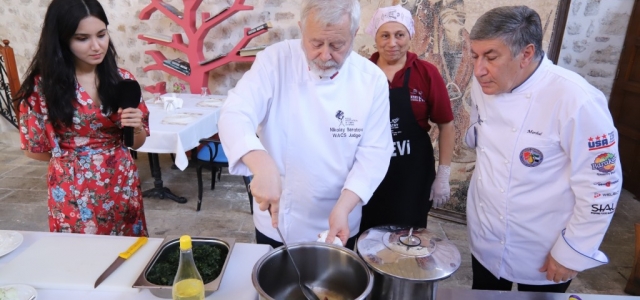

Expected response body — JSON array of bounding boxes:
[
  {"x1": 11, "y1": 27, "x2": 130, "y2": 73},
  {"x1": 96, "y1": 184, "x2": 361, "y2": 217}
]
[{"x1": 0, "y1": 143, "x2": 638, "y2": 296}]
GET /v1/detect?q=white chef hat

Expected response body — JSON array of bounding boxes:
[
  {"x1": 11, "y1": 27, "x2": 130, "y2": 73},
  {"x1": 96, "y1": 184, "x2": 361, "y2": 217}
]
[{"x1": 365, "y1": 5, "x2": 415, "y2": 38}]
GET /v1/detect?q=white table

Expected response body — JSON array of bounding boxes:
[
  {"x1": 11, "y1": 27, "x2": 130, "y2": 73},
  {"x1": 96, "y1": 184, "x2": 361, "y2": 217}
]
[
  {"x1": 0, "y1": 231, "x2": 271, "y2": 300},
  {"x1": 136, "y1": 93, "x2": 225, "y2": 203},
  {"x1": 138, "y1": 93, "x2": 225, "y2": 171}
]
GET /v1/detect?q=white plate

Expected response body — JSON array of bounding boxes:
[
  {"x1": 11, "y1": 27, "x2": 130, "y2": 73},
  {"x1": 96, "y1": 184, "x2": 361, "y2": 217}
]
[
  {"x1": 161, "y1": 112, "x2": 202, "y2": 125},
  {"x1": 0, "y1": 284, "x2": 37, "y2": 300},
  {"x1": 0, "y1": 231, "x2": 23, "y2": 258},
  {"x1": 196, "y1": 99, "x2": 224, "y2": 107}
]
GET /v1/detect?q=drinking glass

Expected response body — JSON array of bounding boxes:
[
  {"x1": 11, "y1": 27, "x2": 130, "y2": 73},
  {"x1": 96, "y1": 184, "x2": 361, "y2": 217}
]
[
  {"x1": 152, "y1": 93, "x2": 162, "y2": 104},
  {"x1": 164, "y1": 98, "x2": 176, "y2": 115},
  {"x1": 201, "y1": 87, "x2": 209, "y2": 98}
]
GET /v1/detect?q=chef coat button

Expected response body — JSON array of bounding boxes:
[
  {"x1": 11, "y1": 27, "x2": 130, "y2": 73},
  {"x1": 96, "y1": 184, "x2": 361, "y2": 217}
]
[
  {"x1": 501, "y1": 240, "x2": 505, "y2": 245},
  {"x1": 500, "y1": 216, "x2": 504, "y2": 220},
  {"x1": 479, "y1": 176, "x2": 482, "y2": 180},
  {"x1": 512, "y1": 128, "x2": 517, "y2": 132},
  {"x1": 500, "y1": 189, "x2": 505, "y2": 193},
  {"x1": 504, "y1": 160, "x2": 508, "y2": 164},
  {"x1": 480, "y1": 203, "x2": 484, "y2": 206},
  {"x1": 481, "y1": 147, "x2": 486, "y2": 152}
]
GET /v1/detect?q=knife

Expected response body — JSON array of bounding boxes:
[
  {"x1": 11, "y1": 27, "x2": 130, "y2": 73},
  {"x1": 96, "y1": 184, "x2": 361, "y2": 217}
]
[{"x1": 94, "y1": 236, "x2": 148, "y2": 288}]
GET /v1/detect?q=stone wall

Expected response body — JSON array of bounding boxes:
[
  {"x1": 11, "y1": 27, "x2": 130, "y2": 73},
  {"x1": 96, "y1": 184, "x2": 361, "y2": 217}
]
[
  {"x1": 0, "y1": 0, "x2": 596, "y2": 217},
  {"x1": 557, "y1": 0, "x2": 634, "y2": 98},
  {"x1": 1, "y1": 0, "x2": 560, "y2": 97}
]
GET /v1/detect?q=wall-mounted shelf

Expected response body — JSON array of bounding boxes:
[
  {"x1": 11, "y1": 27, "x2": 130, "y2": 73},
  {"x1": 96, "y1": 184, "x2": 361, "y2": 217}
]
[{"x1": 138, "y1": 0, "x2": 269, "y2": 94}]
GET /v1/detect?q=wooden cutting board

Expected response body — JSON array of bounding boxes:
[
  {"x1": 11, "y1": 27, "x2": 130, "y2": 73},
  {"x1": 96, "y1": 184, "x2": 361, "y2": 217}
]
[{"x1": 0, "y1": 234, "x2": 162, "y2": 292}]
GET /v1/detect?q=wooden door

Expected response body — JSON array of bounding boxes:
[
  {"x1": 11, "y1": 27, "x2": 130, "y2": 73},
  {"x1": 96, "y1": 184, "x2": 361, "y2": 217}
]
[{"x1": 609, "y1": 0, "x2": 640, "y2": 198}]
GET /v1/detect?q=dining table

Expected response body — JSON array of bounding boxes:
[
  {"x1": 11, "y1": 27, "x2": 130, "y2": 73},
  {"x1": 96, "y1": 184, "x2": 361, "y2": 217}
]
[
  {"x1": 136, "y1": 93, "x2": 226, "y2": 204},
  {"x1": 0, "y1": 230, "x2": 271, "y2": 299}
]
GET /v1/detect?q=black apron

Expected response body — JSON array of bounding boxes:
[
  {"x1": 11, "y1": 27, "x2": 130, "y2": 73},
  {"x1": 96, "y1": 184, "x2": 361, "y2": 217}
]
[{"x1": 360, "y1": 68, "x2": 436, "y2": 231}]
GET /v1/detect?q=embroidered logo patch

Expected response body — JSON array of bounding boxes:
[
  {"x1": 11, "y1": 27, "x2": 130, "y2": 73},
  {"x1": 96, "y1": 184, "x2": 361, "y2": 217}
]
[
  {"x1": 335, "y1": 110, "x2": 345, "y2": 127},
  {"x1": 591, "y1": 153, "x2": 616, "y2": 175},
  {"x1": 330, "y1": 110, "x2": 363, "y2": 139},
  {"x1": 591, "y1": 203, "x2": 616, "y2": 215},
  {"x1": 593, "y1": 180, "x2": 619, "y2": 187},
  {"x1": 588, "y1": 131, "x2": 616, "y2": 151},
  {"x1": 519, "y1": 148, "x2": 543, "y2": 167}
]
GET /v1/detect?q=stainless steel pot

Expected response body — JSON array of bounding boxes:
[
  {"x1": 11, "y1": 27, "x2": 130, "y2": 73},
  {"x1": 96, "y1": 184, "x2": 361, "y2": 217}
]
[
  {"x1": 252, "y1": 242, "x2": 373, "y2": 300},
  {"x1": 356, "y1": 225, "x2": 461, "y2": 300}
]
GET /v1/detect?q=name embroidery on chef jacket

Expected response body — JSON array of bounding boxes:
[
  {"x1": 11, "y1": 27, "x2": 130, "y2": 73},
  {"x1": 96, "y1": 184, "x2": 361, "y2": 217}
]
[
  {"x1": 519, "y1": 147, "x2": 543, "y2": 167},
  {"x1": 330, "y1": 110, "x2": 363, "y2": 138}
]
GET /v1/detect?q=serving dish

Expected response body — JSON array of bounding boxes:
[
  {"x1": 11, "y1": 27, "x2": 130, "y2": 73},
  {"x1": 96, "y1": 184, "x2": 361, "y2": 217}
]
[{"x1": 133, "y1": 236, "x2": 235, "y2": 298}]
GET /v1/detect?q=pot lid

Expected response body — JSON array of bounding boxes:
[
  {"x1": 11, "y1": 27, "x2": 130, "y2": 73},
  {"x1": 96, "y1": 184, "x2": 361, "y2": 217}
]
[{"x1": 356, "y1": 225, "x2": 461, "y2": 281}]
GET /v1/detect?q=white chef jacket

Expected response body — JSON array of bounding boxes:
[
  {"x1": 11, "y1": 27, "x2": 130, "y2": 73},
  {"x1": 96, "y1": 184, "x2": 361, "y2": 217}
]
[
  {"x1": 218, "y1": 39, "x2": 393, "y2": 243},
  {"x1": 465, "y1": 56, "x2": 622, "y2": 284}
]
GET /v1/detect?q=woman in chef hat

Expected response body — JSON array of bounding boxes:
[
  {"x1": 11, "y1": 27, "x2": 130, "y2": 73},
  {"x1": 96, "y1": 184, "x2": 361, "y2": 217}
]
[{"x1": 360, "y1": 5, "x2": 455, "y2": 232}]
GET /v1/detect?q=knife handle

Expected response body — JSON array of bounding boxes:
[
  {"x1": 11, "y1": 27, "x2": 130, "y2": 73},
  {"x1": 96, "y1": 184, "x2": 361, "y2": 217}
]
[{"x1": 119, "y1": 237, "x2": 148, "y2": 259}]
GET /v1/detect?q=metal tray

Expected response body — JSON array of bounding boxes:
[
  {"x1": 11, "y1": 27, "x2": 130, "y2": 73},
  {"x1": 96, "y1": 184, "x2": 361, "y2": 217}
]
[{"x1": 133, "y1": 235, "x2": 235, "y2": 298}]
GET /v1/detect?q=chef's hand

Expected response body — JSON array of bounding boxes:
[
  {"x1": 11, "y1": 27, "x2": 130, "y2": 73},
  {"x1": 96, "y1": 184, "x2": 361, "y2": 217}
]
[
  {"x1": 539, "y1": 254, "x2": 578, "y2": 283},
  {"x1": 326, "y1": 189, "x2": 360, "y2": 246},
  {"x1": 118, "y1": 107, "x2": 144, "y2": 129},
  {"x1": 241, "y1": 150, "x2": 282, "y2": 227},
  {"x1": 429, "y1": 165, "x2": 451, "y2": 208}
]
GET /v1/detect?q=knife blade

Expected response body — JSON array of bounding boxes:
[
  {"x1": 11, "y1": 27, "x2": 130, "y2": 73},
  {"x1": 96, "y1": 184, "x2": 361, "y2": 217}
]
[{"x1": 94, "y1": 236, "x2": 148, "y2": 288}]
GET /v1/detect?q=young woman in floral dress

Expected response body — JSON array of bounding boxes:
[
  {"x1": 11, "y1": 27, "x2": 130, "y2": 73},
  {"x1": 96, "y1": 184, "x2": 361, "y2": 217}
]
[{"x1": 15, "y1": 0, "x2": 149, "y2": 236}]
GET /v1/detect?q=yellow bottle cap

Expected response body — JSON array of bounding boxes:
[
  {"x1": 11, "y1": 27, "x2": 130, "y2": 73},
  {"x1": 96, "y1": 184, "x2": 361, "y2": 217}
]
[{"x1": 179, "y1": 235, "x2": 192, "y2": 251}]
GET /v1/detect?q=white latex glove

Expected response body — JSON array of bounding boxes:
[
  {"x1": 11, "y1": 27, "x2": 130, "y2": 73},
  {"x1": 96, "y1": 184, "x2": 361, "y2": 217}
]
[{"x1": 430, "y1": 165, "x2": 451, "y2": 208}]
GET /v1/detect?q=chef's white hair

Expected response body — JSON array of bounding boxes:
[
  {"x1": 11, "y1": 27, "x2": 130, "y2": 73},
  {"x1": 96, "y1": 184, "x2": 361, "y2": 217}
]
[
  {"x1": 300, "y1": 0, "x2": 360, "y2": 36},
  {"x1": 470, "y1": 5, "x2": 544, "y2": 61}
]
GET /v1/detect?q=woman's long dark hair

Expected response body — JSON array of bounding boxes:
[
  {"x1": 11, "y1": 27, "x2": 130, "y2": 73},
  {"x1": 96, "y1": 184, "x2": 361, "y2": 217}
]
[{"x1": 15, "y1": 0, "x2": 121, "y2": 129}]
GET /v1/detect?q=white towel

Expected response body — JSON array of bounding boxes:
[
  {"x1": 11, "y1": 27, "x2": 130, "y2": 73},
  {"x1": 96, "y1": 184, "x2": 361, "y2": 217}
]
[{"x1": 316, "y1": 230, "x2": 344, "y2": 247}]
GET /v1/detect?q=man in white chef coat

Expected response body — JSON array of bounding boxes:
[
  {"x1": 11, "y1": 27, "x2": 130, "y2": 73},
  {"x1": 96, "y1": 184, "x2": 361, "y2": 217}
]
[
  {"x1": 465, "y1": 5, "x2": 622, "y2": 292},
  {"x1": 218, "y1": 0, "x2": 393, "y2": 249}
]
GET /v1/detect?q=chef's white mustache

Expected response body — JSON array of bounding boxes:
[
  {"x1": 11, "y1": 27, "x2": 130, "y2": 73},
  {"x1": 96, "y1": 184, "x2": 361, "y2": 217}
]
[{"x1": 312, "y1": 59, "x2": 338, "y2": 69}]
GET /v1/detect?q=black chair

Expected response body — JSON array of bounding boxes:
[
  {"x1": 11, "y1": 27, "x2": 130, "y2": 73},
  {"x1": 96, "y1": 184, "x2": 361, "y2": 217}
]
[{"x1": 196, "y1": 138, "x2": 253, "y2": 213}]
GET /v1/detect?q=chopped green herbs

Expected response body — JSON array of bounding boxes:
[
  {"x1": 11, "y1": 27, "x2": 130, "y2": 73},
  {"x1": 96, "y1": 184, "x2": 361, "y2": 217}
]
[{"x1": 146, "y1": 243, "x2": 226, "y2": 286}]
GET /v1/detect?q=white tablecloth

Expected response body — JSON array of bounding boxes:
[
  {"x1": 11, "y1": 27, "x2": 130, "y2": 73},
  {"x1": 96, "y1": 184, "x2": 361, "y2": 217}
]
[
  {"x1": 136, "y1": 93, "x2": 225, "y2": 170},
  {"x1": 0, "y1": 230, "x2": 271, "y2": 300}
]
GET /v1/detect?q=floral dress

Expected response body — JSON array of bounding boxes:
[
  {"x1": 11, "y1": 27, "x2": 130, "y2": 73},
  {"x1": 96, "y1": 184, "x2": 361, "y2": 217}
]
[{"x1": 19, "y1": 69, "x2": 150, "y2": 236}]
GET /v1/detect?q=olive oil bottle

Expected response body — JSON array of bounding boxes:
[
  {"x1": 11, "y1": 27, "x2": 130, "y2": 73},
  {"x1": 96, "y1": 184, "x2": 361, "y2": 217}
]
[{"x1": 172, "y1": 235, "x2": 205, "y2": 300}]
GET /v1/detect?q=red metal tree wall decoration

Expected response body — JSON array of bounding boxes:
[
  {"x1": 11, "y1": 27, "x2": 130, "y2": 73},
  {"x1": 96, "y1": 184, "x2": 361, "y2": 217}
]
[{"x1": 138, "y1": 0, "x2": 268, "y2": 94}]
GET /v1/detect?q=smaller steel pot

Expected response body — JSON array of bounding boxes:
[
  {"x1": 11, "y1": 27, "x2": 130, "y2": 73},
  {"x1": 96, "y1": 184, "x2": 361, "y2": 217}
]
[
  {"x1": 252, "y1": 242, "x2": 373, "y2": 300},
  {"x1": 357, "y1": 225, "x2": 461, "y2": 300}
]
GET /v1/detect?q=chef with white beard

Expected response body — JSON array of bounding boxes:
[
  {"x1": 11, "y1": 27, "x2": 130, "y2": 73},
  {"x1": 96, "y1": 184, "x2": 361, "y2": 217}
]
[{"x1": 218, "y1": 0, "x2": 393, "y2": 249}]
